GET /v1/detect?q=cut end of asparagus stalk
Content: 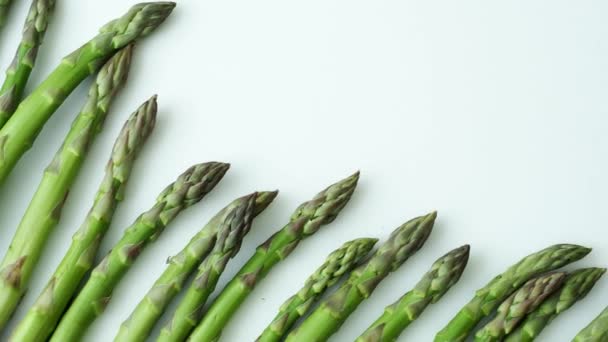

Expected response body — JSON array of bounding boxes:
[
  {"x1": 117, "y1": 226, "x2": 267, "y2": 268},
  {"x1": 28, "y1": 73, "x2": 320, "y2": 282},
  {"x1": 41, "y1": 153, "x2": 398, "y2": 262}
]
[{"x1": 102, "y1": 2, "x2": 177, "y2": 49}]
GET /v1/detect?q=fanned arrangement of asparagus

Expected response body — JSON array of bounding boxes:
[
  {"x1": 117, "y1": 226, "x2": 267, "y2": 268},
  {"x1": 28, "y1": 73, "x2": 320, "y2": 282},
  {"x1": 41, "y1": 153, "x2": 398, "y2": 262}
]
[
  {"x1": 285, "y1": 212, "x2": 436, "y2": 342},
  {"x1": 116, "y1": 191, "x2": 277, "y2": 342},
  {"x1": 257, "y1": 238, "x2": 378, "y2": 342},
  {"x1": 0, "y1": 2, "x2": 603, "y2": 341},
  {"x1": 0, "y1": 2, "x2": 175, "y2": 186},
  {"x1": 154, "y1": 194, "x2": 262, "y2": 342},
  {"x1": 0, "y1": 45, "x2": 134, "y2": 329},
  {"x1": 11, "y1": 94, "x2": 158, "y2": 342},
  {"x1": 185, "y1": 172, "x2": 360, "y2": 341},
  {"x1": 474, "y1": 272, "x2": 567, "y2": 342},
  {"x1": 435, "y1": 244, "x2": 592, "y2": 342},
  {"x1": 50, "y1": 162, "x2": 229, "y2": 341},
  {"x1": 356, "y1": 245, "x2": 470, "y2": 342},
  {"x1": 505, "y1": 268, "x2": 606, "y2": 342}
]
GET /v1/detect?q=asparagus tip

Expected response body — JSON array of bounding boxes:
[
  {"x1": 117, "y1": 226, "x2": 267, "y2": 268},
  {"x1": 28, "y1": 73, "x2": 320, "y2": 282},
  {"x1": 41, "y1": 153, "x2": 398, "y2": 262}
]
[
  {"x1": 252, "y1": 190, "x2": 279, "y2": 216},
  {"x1": 426, "y1": 210, "x2": 438, "y2": 222},
  {"x1": 367, "y1": 237, "x2": 380, "y2": 244}
]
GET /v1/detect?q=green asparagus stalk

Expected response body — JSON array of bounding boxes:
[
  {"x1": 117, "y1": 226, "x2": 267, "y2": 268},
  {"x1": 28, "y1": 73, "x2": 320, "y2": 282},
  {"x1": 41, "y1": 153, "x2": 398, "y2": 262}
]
[
  {"x1": 10, "y1": 94, "x2": 157, "y2": 342},
  {"x1": 434, "y1": 244, "x2": 592, "y2": 342},
  {"x1": 573, "y1": 306, "x2": 608, "y2": 342},
  {"x1": 356, "y1": 245, "x2": 470, "y2": 342},
  {"x1": 474, "y1": 272, "x2": 566, "y2": 342},
  {"x1": 0, "y1": 0, "x2": 56, "y2": 128},
  {"x1": 49, "y1": 162, "x2": 229, "y2": 342},
  {"x1": 285, "y1": 212, "x2": 437, "y2": 342},
  {"x1": 0, "y1": 46, "x2": 134, "y2": 329},
  {"x1": 0, "y1": 0, "x2": 14, "y2": 28},
  {"x1": 116, "y1": 191, "x2": 278, "y2": 342},
  {"x1": 186, "y1": 172, "x2": 360, "y2": 342},
  {"x1": 256, "y1": 238, "x2": 378, "y2": 342},
  {"x1": 156, "y1": 193, "x2": 272, "y2": 342},
  {"x1": 505, "y1": 268, "x2": 606, "y2": 342},
  {"x1": 0, "y1": 2, "x2": 175, "y2": 186}
]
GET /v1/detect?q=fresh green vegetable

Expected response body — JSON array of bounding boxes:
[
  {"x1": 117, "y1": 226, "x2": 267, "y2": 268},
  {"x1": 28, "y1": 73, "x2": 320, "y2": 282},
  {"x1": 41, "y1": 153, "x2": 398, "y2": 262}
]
[
  {"x1": 573, "y1": 306, "x2": 608, "y2": 342},
  {"x1": 0, "y1": 46, "x2": 134, "y2": 330},
  {"x1": 474, "y1": 272, "x2": 566, "y2": 342},
  {"x1": 0, "y1": 0, "x2": 57, "y2": 128},
  {"x1": 435, "y1": 244, "x2": 592, "y2": 342},
  {"x1": 49, "y1": 162, "x2": 229, "y2": 341},
  {"x1": 505, "y1": 268, "x2": 606, "y2": 342},
  {"x1": 186, "y1": 172, "x2": 360, "y2": 342},
  {"x1": 356, "y1": 245, "x2": 470, "y2": 342},
  {"x1": 0, "y1": 0, "x2": 14, "y2": 28},
  {"x1": 10, "y1": 93, "x2": 157, "y2": 342},
  {"x1": 285, "y1": 212, "x2": 437, "y2": 342},
  {"x1": 116, "y1": 191, "x2": 278, "y2": 342},
  {"x1": 155, "y1": 193, "x2": 268, "y2": 342},
  {"x1": 256, "y1": 238, "x2": 378, "y2": 342},
  {"x1": 0, "y1": 2, "x2": 175, "y2": 186}
]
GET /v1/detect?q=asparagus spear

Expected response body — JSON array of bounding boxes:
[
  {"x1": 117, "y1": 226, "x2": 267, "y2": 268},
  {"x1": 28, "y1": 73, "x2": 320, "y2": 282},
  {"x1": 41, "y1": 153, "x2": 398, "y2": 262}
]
[
  {"x1": 474, "y1": 272, "x2": 567, "y2": 342},
  {"x1": 256, "y1": 238, "x2": 378, "y2": 342},
  {"x1": 0, "y1": 0, "x2": 56, "y2": 128},
  {"x1": 505, "y1": 268, "x2": 606, "y2": 342},
  {"x1": 0, "y1": 46, "x2": 134, "y2": 329},
  {"x1": 116, "y1": 191, "x2": 278, "y2": 342},
  {"x1": 573, "y1": 306, "x2": 608, "y2": 342},
  {"x1": 356, "y1": 245, "x2": 470, "y2": 342},
  {"x1": 0, "y1": 0, "x2": 14, "y2": 28},
  {"x1": 186, "y1": 172, "x2": 360, "y2": 342},
  {"x1": 10, "y1": 94, "x2": 157, "y2": 342},
  {"x1": 156, "y1": 193, "x2": 268, "y2": 342},
  {"x1": 285, "y1": 212, "x2": 437, "y2": 342},
  {"x1": 434, "y1": 244, "x2": 592, "y2": 342},
  {"x1": 0, "y1": 2, "x2": 175, "y2": 186},
  {"x1": 49, "y1": 162, "x2": 229, "y2": 341}
]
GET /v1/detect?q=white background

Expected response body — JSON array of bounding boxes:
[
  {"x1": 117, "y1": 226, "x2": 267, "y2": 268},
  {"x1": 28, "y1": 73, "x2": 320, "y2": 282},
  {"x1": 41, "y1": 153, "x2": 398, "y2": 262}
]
[{"x1": 0, "y1": 1, "x2": 607, "y2": 341}]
